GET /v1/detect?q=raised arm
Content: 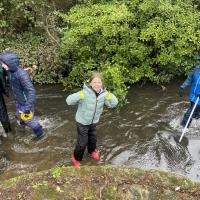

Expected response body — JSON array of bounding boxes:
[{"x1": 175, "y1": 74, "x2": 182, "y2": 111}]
[
  {"x1": 66, "y1": 90, "x2": 84, "y2": 105},
  {"x1": 104, "y1": 92, "x2": 118, "y2": 108}
]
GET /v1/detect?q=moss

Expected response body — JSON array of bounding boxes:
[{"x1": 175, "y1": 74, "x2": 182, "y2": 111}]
[
  {"x1": 2, "y1": 176, "x2": 22, "y2": 187},
  {"x1": 31, "y1": 181, "x2": 48, "y2": 189},
  {"x1": 33, "y1": 188, "x2": 65, "y2": 200},
  {"x1": 0, "y1": 166, "x2": 199, "y2": 200},
  {"x1": 51, "y1": 167, "x2": 64, "y2": 179}
]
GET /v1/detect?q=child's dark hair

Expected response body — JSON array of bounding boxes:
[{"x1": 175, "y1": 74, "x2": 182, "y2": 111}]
[{"x1": 89, "y1": 72, "x2": 104, "y2": 85}]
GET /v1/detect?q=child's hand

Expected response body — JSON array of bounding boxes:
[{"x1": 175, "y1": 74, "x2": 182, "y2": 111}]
[
  {"x1": 24, "y1": 67, "x2": 33, "y2": 74},
  {"x1": 105, "y1": 91, "x2": 112, "y2": 100}
]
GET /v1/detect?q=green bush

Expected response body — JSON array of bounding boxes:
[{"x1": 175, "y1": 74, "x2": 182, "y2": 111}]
[
  {"x1": 59, "y1": 3, "x2": 132, "y2": 105},
  {"x1": 0, "y1": 0, "x2": 50, "y2": 35},
  {"x1": 0, "y1": 32, "x2": 62, "y2": 84},
  {"x1": 0, "y1": 0, "x2": 64, "y2": 84},
  {"x1": 59, "y1": 0, "x2": 200, "y2": 105}
]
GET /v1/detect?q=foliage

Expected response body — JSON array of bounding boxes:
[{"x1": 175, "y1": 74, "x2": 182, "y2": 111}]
[
  {"x1": 137, "y1": 0, "x2": 200, "y2": 81},
  {"x1": 59, "y1": 3, "x2": 133, "y2": 105},
  {"x1": 0, "y1": 0, "x2": 80, "y2": 36},
  {"x1": 0, "y1": 0, "x2": 50, "y2": 35},
  {"x1": 102, "y1": 64, "x2": 128, "y2": 107},
  {"x1": 59, "y1": 0, "x2": 200, "y2": 105},
  {"x1": 52, "y1": 167, "x2": 63, "y2": 179},
  {"x1": 0, "y1": 32, "x2": 62, "y2": 84},
  {"x1": 0, "y1": 0, "x2": 200, "y2": 104},
  {"x1": 0, "y1": 0, "x2": 64, "y2": 84}
]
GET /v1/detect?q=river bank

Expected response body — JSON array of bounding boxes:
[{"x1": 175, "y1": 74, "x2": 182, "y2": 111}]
[{"x1": 0, "y1": 166, "x2": 199, "y2": 200}]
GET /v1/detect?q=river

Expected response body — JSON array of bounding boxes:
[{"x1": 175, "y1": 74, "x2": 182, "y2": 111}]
[{"x1": 0, "y1": 81, "x2": 200, "y2": 182}]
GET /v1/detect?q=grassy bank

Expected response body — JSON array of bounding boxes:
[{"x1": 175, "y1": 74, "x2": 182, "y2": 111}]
[{"x1": 0, "y1": 166, "x2": 199, "y2": 200}]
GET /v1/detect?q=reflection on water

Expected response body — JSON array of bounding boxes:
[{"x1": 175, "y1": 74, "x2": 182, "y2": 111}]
[{"x1": 0, "y1": 83, "x2": 200, "y2": 181}]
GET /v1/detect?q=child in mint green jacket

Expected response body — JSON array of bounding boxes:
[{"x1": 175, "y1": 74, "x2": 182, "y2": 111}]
[{"x1": 66, "y1": 72, "x2": 118, "y2": 167}]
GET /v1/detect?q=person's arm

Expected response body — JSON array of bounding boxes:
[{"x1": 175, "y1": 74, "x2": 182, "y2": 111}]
[
  {"x1": 19, "y1": 70, "x2": 36, "y2": 110},
  {"x1": 104, "y1": 92, "x2": 118, "y2": 108},
  {"x1": 178, "y1": 69, "x2": 194, "y2": 97},
  {"x1": 66, "y1": 90, "x2": 84, "y2": 105},
  {"x1": 181, "y1": 71, "x2": 193, "y2": 89},
  {"x1": 4, "y1": 70, "x2": 9, "y2": 97}
]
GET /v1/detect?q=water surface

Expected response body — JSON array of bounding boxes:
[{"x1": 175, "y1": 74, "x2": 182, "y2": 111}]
[{"x1": 0, "y1": 82, "x2": 200, "y2": 182}]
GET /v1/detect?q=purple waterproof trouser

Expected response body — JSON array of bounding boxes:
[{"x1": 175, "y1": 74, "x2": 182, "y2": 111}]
[{"x1": 16, "y1": 103, "x2": 43, "y2": 136}]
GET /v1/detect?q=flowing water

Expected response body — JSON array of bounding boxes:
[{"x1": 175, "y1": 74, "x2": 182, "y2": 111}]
[{"x1": 0, "y1": 82, "x2": 200, "y2": 182}]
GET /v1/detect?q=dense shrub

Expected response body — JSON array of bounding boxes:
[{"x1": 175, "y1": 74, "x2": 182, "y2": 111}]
[
  {"x1": 0, "y1": 0, "x2": 50, "y2": 35},
  {"x1": 59, "y1": 0, "x2": 200, "y2": 105},
  {"x1": 1, "y1": 32, "x2": 62, "y2": 84},
  {"x1": 0, "y1": 0, "x2": 63, "y2": 84},
  {"x1": 0, "y1": 0, "x2": 200, "y2": 106}
]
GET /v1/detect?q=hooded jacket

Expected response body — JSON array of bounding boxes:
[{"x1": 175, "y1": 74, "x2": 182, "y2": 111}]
[
  {"x1": 181, "y1": 66, "x2": 200, "y2": 105},
  {"x1": 0, "y1": 52, "x2": 36, "y2": 110},
  {"x1": 66, "y1": 84, "x2": 118, "y2": 125}
]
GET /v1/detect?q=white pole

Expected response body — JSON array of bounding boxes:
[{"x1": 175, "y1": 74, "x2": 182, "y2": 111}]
[{"x1": 179, "y1": 96, "x2": 199, "y2": 142}]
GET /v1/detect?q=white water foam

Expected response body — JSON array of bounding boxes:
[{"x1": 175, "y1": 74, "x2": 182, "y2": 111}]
[
  {"x1": 38, "y1": 115, "x2": 62, "y2": 129},
  {"x1": 166, "y1": 101, "x2": 200, "y2": 138}
]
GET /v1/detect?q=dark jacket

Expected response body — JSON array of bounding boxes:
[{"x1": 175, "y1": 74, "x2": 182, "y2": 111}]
[
  {"x1": 0, "y1": 52, "x2": 36, "y2": 110},
  {"x1": 0, "y1": 65, "x2": 11, "y2": 132},
  {"x1": 0, "y1": 66, "x2": 9, "y2": 96}
]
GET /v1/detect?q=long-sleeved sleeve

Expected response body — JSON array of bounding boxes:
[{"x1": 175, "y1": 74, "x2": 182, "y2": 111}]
[
  {"x1": 104, "y1": 92, "x2": 118, "y2": 108},
  {"x1": 66, "y1": 91, "x2": 83, "y2": 105},
  {"x1": 181, "y1": 72, "x2": 193, "y2": 89},
  {"x1": 19, "y1": 71, "x2": 36, "y2": 108}
]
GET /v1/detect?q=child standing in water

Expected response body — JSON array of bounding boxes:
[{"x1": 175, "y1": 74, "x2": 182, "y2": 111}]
[
  {"x1": 66, "y1": 72, "x2": 118, "y2": 167},
  {"x1": 0, "y1": 61, "x2": 34, "y2": 138},
  {"x1": 0, "y1": 51, "x2": 45, "y2": 139},
  {"x1": 179, "y1": 56, "x2": 200, "y2": 128}
]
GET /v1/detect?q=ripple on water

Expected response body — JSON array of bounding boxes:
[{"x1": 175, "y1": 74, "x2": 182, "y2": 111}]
[
  {"x1": 167, "y1": 101, "x2": 200, "y2": 138},
  {"x1": 0, "y1": 151, "x2": 10, "y2": 174},
  {"x1": 39, "y1": 115, "x2": 62, "y2": 129},
  {"x1": 2, "y1": 86, "x2": 200, "y2": 182},
  {"x1": 11, "y1": 144, "x2": 46, "y2": 154},
  {"x1": 38, "y1": 115, "x2": 68, "y2": 130}
]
